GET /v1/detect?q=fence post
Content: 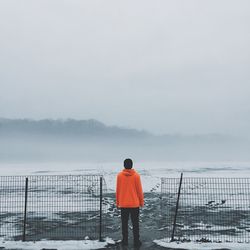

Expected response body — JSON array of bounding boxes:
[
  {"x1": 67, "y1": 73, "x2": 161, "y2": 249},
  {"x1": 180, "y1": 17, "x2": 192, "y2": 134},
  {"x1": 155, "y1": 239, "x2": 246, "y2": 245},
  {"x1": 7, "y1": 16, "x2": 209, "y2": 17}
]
[
  {"x1": 99, "y1": 176, "x2": 103, "y2": 241},
  {"x1": 160, "y1": 178, "x2": 163, "y2": 214},
  {"x1": 171, "y1": 173, "x2": 183, "y2": 242},
  {"x1": 23, "y1": 177, "x2": 28, "y2": 241}
]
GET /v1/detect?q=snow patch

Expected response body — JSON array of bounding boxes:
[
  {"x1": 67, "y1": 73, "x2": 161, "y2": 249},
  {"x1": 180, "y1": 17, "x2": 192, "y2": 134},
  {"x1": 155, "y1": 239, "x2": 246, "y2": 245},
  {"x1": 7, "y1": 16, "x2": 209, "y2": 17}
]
[
  {"x1": 0, "y1": 237, "x2": 115, "y2": 250},
  {"x1": 154, "y1": 238, "x2": 250, "y2": 250}
]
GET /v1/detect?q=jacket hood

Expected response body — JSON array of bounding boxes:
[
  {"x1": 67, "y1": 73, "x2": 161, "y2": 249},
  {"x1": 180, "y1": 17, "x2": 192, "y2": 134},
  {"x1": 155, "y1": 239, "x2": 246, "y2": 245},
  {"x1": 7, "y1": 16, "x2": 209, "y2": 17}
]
[{"x1": 122, "y1": 169, "x2": 136, "y2": 176}]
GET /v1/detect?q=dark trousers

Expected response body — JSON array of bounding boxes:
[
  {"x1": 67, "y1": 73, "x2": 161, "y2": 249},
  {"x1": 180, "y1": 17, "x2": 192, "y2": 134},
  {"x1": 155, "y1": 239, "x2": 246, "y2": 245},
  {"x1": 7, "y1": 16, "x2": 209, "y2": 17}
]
[{"x1": 121, "y1": 207, "x2": 140, "y2": 243}]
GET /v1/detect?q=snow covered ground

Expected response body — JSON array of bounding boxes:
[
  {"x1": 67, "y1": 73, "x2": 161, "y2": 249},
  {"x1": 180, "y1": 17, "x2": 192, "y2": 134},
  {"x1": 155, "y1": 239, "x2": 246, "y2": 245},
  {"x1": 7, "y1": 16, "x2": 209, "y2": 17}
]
[
  {"x1": 154, "y1": 238, "x2": 250, "y2": 250},
  {"x1": 1, "y1": 161, "x2": 250, "y2": 192},
  {"x1": 0, "y1": 161, "x2": 250, "y2": 249},
  {"x1": 0, "y1": 237, "x2": 115, "y2": 250}
]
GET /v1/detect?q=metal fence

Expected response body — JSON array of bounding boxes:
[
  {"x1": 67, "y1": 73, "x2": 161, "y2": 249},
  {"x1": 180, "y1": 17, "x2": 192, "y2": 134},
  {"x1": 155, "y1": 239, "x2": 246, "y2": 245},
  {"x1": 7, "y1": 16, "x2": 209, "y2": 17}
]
[
  {"x1": 0, "y1": 175, "x2": 107, "y2": 241},
  {"x1": 161, "y1": 174, "x2": 250, "y2": 243}
]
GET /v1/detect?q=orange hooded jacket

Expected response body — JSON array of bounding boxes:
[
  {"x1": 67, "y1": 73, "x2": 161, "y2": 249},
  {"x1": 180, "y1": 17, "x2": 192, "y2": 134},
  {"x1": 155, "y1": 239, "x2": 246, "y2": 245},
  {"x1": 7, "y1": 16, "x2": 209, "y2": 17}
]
[{"x1": 116, "y1": 169, "x2": 144, "y2": 208}]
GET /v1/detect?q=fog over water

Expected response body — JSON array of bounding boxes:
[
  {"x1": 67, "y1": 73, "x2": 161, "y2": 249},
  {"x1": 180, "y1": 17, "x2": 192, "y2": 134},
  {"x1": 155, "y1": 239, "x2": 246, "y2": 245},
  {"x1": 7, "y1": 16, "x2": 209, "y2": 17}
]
[
  {"x1": 0, "y1": 1, "x2": 250, "y2": 163},
  {"x1": 0, "y1": 118, "x2": 249, "y2": 162},
  {"x1": 1, "y1": 1, "x2": 250, "y2": 136}
]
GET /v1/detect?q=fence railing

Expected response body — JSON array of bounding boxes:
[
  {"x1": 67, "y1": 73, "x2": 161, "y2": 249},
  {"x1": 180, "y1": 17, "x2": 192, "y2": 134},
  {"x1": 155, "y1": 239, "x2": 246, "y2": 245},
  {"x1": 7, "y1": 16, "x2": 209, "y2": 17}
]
[
  {"x1": 161, "y1": 175, "x2": 250, "y2": 243},
  {"x1": 0, "y1": 175, "x2": 107, "y2": 241}
]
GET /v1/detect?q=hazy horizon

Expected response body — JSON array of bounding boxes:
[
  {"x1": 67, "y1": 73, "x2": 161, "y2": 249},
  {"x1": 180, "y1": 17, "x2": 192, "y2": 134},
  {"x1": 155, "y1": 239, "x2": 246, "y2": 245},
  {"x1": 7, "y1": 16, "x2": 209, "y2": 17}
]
[
  {"x1": 0, "y1": 116, "x2": 249, "y2": 138},
  {"x1": 1, "y1": 117, "x2": 250, "y2": 162},
  {"x1": 1, "y1": 0, "x2": 250, "y2": 137}
]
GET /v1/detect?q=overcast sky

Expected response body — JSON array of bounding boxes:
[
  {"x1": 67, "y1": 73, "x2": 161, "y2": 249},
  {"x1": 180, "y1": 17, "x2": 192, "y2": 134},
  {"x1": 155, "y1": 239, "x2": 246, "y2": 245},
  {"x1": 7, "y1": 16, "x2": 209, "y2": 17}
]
[{"x1": 0, "y1": 0, "x2": 250, "y2": 135}]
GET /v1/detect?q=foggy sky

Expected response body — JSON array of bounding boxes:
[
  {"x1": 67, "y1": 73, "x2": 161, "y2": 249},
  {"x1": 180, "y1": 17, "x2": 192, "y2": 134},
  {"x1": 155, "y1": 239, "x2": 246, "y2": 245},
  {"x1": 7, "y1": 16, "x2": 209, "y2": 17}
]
[{"x1": 0, "y1": 0, "x2": 250, "y2": 135}]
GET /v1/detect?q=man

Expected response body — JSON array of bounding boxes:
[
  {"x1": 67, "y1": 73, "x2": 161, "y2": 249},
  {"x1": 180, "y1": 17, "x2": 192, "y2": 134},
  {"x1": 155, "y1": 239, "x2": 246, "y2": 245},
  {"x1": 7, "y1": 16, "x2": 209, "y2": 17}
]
[{"x1": 116, "y1": 158, "x2": 144, "y2": 247}]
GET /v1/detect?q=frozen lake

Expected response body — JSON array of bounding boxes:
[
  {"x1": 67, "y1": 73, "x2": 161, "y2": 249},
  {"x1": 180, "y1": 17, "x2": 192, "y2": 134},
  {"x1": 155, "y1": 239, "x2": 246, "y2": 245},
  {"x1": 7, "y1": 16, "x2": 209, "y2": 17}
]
[
  {"x1": 0, "y1": 161, "x2": 250, "y2": 192},
  {"x1": 0, "y1": 161, "x2": 250, "y2": 249}
]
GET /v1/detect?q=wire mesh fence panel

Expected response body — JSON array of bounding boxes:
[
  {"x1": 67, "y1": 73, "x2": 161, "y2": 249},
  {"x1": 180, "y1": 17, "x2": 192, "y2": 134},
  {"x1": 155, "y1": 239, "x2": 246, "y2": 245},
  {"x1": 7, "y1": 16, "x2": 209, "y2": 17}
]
[
  {"x1": 160, "y1": 178, "x2": 180, "y2": 240},
  {"x1": 161, "y1": 177, "x2": 250, "y2": 243},
  {"x1": 0, "y1": 175, "x2": 108, "y2": 241},
  {"x1": 0, "y1": 176, "x2": 26, "y2": 240}
]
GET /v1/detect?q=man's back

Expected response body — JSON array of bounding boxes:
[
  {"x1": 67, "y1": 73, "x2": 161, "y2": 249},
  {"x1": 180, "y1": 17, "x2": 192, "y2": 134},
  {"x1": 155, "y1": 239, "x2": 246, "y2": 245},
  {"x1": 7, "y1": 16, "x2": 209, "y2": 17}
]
[
  {"x1": 116, "y1": 169, "x2": 144, "y2": 208},
  {"x1": 116, "y1": 159, "x2": 144, "y2": 247}
]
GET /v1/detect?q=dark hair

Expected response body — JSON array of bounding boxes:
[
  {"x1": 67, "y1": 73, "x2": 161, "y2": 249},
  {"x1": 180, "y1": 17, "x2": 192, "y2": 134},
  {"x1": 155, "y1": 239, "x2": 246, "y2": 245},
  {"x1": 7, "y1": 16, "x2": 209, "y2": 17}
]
[{"x1": 124, "y1": 158, "x2": 133, "y2": 169}]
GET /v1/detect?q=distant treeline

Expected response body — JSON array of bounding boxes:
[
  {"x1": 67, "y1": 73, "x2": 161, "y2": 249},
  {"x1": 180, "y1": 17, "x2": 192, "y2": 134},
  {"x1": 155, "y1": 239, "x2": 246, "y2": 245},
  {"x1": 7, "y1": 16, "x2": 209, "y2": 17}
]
[
  {"x1": 0, "y1": 118, "x2": 233, "y2": 142},
  {"x1": 0, "y1": 118, "x2": 249, "y2": 161},
  {"x1": 0, "y1": 118, "x2": 149, "y2": 139}
]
